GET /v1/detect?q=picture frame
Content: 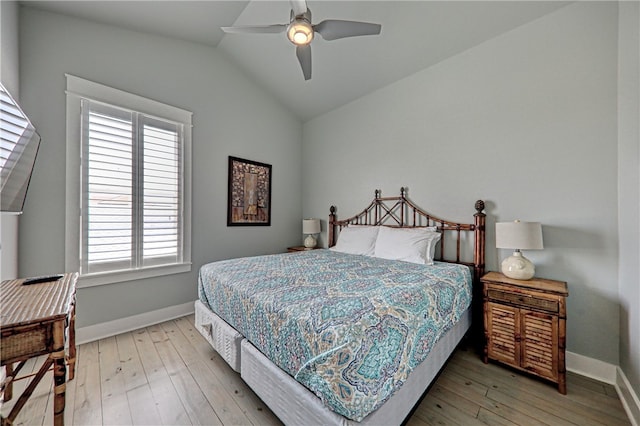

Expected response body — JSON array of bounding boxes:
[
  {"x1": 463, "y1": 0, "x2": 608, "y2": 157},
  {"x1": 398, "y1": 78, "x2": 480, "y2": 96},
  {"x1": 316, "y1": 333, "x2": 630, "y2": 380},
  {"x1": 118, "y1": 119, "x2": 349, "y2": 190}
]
[{"x1": 227, "y1": 156, "x2": 272, "y2": 226}]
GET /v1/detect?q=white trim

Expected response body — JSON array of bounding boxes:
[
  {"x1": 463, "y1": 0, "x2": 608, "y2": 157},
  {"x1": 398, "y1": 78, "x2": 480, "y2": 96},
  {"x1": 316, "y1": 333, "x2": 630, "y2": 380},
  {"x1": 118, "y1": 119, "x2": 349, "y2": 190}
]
[
  {"x1": 566, "y1": 351, "x2": 639, "y2": 425},
  {"x1": 617, "y1": 367, "x2": 640, "y2": 426},
  {"x1": 566, "y1": 350, "x2": 617, "y2": 384},
  {"x1": 78, "y1": 262, "x2": 191, "y2": 288},
  {"x1": 75, "y1": 300, "x2": 195, "y2": 345},
  {"x1": 65, "y1": 74, "x2": 192, "y2": 122},
  {"x1": 65, "y1": 74, "x2": 192, "y2": 286}
]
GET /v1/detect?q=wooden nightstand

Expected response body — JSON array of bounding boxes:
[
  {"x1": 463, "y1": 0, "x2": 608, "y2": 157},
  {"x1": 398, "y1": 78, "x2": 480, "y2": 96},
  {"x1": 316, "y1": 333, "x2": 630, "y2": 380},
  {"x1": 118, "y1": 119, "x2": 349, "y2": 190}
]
[
  {"x1": 481, "y1": 271, "x2": 568, "y2": 394},
  {"x1": 287, "y1": 246, "x2": 319, "y2": 253}
]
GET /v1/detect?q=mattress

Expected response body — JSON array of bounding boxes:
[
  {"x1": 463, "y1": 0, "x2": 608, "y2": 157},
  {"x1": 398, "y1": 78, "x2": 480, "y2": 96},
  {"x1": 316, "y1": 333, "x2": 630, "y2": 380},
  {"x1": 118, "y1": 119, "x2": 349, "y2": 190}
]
[{"x1": 198, "y1": 249, "x2": 472, "y2": 421}]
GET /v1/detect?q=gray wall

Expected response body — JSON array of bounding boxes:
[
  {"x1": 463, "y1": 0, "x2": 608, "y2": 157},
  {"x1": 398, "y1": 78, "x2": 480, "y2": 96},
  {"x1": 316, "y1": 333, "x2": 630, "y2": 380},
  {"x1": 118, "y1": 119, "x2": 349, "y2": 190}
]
[
  {"x1": 1, "y1": 0, "x2": 19, "y2": 94},
  {"x1": 303, "y1": 2, "x2": 621, "y2": 364},
  {"x1": 0, "y1": 0, "x2": 20, "y2": 280},
  {"x1": 18, "y1": 7, "x2": 303, "y2": 327},
  {"x1": 618, "y1": 1, "x2": 640, "y2": 403}
]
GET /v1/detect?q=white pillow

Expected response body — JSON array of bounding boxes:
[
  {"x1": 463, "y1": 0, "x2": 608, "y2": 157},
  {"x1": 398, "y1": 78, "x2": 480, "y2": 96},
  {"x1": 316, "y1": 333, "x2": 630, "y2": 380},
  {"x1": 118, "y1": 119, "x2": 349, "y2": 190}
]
[
  {"x1": 423, "y1": 226, "x2": 439, "y2": 261},
  {"x1": 374, "y1": 226, "x2": 441, "y2": 265},
  {"x1": 330, "y1": 226, "x2": 379, "y2": 256}
]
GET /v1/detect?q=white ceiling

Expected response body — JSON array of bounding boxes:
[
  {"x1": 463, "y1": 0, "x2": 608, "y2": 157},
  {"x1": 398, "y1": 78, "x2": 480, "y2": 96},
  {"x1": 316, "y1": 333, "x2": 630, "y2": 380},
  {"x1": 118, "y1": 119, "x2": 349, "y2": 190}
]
[{"x1": 22, "y1": 1, "x2": 569, "y2": 121}]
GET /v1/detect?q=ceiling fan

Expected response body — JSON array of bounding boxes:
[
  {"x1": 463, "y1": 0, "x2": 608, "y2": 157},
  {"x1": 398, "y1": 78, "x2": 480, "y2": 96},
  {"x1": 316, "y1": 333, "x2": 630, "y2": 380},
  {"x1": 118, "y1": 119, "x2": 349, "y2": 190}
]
[{"x1": 221, "y1": 0, "x2": 382, "y2": 80}]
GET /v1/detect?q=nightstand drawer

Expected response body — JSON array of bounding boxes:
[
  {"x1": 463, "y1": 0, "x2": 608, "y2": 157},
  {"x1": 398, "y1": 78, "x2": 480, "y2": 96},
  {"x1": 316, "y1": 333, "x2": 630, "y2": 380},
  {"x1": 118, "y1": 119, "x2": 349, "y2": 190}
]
[
  {"x1": 287, "y1": 246, "x2": 319, "y2": 253},
  {"x1": 488, "y1": 289, "x2": 559, "y2": 313}
]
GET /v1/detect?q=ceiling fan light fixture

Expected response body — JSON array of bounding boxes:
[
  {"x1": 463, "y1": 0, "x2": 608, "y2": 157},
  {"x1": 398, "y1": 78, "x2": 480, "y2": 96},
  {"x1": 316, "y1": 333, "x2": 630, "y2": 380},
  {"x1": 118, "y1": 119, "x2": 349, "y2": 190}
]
[
  {"x1": 287, "y1": 19, "x2": 314, "y2": 45},
  {"x1": 221, "y1": 1, "x2": 382, "y2": 81}
]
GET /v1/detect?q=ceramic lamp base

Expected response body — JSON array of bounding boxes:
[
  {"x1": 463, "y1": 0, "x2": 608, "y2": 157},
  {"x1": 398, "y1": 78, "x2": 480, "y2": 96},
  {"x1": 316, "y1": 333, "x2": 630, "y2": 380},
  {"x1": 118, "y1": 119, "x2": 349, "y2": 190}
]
[
  {"x1": 304, "y1": 234, "x2": 317, "y2": 248},
  {"x1": 501, "y1": 251, "x2": 535, "y2": 280}
]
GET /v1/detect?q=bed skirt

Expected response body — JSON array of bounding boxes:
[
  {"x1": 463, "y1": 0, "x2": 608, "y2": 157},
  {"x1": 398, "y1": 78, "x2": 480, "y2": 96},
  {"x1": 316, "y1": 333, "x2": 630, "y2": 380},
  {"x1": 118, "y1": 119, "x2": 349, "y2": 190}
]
[{"x1": 195, "y1": 299, "x2": 243, "y2": 372}]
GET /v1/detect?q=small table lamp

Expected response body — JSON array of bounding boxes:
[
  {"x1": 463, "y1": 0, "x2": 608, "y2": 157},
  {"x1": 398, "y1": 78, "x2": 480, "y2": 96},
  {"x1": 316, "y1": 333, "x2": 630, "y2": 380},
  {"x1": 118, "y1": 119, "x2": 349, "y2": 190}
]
[
  {"x1": 495, "y1": 220, "x2": 543, "y2": 280},
  {"x1": 303, "y1": 219, "x2": 321, "y2": 248}
]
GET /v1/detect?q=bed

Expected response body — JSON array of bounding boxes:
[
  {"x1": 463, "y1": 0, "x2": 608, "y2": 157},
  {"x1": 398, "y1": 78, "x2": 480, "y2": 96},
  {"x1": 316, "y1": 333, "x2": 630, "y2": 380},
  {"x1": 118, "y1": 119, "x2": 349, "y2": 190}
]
[{"x1": 196, "y1": 188, "x2": 486, "y2": 425}]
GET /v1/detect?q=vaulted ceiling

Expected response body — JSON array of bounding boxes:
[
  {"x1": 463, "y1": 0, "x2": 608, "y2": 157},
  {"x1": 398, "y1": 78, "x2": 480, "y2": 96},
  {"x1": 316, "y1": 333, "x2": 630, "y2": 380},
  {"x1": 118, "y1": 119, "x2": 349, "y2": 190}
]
[{"x1": 23, "y1": 1, "x2": 569, "y2": 121}]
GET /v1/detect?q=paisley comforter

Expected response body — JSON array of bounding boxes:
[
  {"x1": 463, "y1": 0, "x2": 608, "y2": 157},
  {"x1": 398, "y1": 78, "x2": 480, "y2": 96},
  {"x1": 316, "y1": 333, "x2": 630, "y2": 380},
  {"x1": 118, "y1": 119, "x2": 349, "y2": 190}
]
[{"x1": 198, "y1": 249, "x2": 472, "y2": 421}]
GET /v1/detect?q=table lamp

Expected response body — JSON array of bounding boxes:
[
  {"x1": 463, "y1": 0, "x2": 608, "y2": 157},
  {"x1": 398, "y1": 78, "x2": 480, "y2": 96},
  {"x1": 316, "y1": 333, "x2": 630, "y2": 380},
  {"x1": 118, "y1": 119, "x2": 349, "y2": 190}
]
[
  {"x1": 495, "y1": 220, "x2": 543, "y2": 280},
  {"x1": 303, "y1": 218, "x2": 321, "y2": 248}
]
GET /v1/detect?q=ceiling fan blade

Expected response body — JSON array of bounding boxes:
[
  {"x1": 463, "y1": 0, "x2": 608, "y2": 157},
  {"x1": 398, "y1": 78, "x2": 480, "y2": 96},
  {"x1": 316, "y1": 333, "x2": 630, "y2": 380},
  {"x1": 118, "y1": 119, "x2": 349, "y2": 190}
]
[
  {"x1": 221, "y1": 24, "x2": 287, "y2": 34},
  {"x1": 314, "y1": 20, "x2": 381, "y2": 41},
  {"x1": 296, "y1": 45, "x2": 312, "y2": 81},
  {"x1": 290, "y1": 0, "x2": 308, "y2": 17}
]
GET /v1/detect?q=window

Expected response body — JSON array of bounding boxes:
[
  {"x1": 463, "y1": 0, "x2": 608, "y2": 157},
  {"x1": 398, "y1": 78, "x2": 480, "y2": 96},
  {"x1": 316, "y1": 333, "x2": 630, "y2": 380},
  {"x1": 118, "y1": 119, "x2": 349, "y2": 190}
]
[{"x1": 66, "y1": 75, "x2": 191, "y2": 287}]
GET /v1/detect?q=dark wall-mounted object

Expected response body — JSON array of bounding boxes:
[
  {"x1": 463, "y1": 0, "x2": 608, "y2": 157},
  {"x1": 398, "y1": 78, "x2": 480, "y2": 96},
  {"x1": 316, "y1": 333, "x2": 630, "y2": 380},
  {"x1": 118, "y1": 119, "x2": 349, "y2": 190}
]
[{"x1": 227, "y1": 156, "x2": 272, "y2": 226}]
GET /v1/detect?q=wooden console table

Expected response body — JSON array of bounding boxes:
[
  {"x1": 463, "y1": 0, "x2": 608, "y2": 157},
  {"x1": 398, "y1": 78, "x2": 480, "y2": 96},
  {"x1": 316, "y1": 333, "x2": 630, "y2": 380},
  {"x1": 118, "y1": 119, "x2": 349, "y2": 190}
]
[{"x1": 0, "y1": 273, "x2": 78, "y2": 426}]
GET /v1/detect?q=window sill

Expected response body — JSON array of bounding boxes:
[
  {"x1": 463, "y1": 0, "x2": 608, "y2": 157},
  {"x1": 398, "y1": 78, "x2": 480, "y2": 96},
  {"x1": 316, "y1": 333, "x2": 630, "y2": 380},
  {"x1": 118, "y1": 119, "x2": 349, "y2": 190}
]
[{"x1": 77, "y1": 262, "x2": 192, "y2": 288}]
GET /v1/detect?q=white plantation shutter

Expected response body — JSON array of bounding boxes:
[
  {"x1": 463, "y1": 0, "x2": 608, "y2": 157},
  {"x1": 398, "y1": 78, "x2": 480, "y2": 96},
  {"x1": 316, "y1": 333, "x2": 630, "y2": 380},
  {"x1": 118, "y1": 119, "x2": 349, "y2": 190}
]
[
  {"x1": 1, "y1": 83, "x2": 41, "y2": 213},
  {"x1": 0, "y1": 88, "x2": 30, "y2": 170},
  {"x1": 80, "y1": 100, "x2": 183, "y2": 275},
  {"x1": 141, "y1": 116, "x2": 182, "y2": 266}
]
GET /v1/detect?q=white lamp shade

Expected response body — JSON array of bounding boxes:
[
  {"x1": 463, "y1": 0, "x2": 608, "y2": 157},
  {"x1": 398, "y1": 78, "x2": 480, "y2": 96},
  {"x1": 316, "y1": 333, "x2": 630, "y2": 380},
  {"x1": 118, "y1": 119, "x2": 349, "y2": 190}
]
[
  {"x1": 495, "y1": 221, "x2": 543, "y2": 250},
  {"x1": 302, "y1": 219, "x2": 321, "y2": 234}
]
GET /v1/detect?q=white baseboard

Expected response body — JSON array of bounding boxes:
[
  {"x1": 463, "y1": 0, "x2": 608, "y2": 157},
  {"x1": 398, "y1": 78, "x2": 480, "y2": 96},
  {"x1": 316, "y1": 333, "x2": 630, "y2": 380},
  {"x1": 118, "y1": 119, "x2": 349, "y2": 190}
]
[
  {"x1": 76, "y1": 300, "x2": 195, "y2": 345},
  {"x1": 566, "y1": 351, "x2": 639, "y2": 426},
  {"x1": 566, "y1": 350, "x2": 617, "y2": 384},
  {"x1": 617, "y1": 367, "x2": 640, "y2": 426}
]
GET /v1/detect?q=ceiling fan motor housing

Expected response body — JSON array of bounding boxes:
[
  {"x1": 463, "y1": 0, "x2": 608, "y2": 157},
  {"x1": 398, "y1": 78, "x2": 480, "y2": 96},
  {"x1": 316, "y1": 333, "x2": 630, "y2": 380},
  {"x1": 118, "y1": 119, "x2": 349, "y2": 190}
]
[{"x1": 287, "y1": 9, "x2": 314, "y2": 45}]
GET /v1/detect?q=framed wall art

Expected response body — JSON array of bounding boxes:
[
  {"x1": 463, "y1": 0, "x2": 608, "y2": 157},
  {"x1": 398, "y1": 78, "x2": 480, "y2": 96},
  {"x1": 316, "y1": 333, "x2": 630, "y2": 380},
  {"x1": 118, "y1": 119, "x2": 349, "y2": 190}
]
[{"x1": 227, "y1": 156, "x2": 272, "y2": 226}]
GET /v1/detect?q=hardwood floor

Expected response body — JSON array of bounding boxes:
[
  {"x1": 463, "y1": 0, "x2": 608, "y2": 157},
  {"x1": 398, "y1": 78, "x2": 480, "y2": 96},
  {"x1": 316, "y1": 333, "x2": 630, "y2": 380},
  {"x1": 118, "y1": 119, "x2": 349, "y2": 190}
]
[{"x1": 1, "y1": 315, "x2": 630, "y2": 425}]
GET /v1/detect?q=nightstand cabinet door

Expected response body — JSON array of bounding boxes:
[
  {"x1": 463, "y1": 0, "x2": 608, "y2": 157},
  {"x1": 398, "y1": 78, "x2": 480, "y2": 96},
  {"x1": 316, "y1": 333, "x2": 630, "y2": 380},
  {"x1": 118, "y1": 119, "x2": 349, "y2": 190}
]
[
  {"x1": 486, "y1": 302, "x2": 520, "y2": 366},
  {"x1": 521, "y1": 310, "x2": 559, "y2": 382}
]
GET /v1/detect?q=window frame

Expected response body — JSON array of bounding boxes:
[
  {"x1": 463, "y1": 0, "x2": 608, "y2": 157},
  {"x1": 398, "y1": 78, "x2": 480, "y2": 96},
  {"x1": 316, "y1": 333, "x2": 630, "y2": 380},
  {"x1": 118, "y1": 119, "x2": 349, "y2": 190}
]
[{"x1": 65, "y1": 74, "x2": 192, "y2": 288}]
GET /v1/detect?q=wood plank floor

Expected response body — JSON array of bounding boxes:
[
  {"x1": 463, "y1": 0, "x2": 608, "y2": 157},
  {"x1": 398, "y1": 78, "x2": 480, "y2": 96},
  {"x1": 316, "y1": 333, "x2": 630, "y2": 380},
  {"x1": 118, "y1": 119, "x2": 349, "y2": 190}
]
[{"x1": 1, "y1": 315, "x2": 630, "y2": 425}]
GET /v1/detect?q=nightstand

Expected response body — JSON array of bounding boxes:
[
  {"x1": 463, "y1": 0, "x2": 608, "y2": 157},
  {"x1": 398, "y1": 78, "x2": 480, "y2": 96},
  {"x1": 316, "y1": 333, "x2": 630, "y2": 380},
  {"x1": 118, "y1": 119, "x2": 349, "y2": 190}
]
[
  {"x1": 287, "y1": 246, "x2": 319, "y2": 253},
  {"x1": 481, "y1": 271, "x2": 568, "y2": 394}
]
